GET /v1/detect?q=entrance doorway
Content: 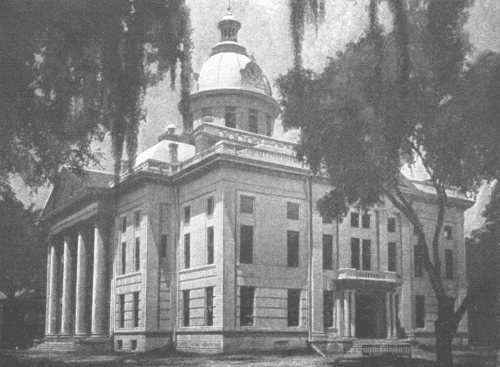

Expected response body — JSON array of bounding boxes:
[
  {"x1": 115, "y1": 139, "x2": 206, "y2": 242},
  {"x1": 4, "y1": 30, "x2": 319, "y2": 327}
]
[{"x1": 355, "y1": 294, "x2": 384, "y2": 338}]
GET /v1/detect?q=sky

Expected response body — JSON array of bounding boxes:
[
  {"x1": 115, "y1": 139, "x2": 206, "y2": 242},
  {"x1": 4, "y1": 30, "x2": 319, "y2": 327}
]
[{"x1": 14, "y1": 0, "x2": 500, "y2": 233}]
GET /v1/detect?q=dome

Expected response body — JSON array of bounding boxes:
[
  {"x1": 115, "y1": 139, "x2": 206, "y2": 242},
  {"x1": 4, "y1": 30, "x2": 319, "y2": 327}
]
[
  {"x1": 135, "y1": 139, "x2": 195, "y2": 166},
  {"x1": 194, "y1": 10, "x2": 273, "y2": 97},
  {"x1": 197, "y1": 52, "x2": 272, "y2": 96}
]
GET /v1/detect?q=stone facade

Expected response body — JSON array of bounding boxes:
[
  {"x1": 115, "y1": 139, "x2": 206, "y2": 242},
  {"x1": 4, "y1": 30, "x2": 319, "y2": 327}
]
[{"x1": 39, "y1": 10, "x2": 472, "y2": 354}]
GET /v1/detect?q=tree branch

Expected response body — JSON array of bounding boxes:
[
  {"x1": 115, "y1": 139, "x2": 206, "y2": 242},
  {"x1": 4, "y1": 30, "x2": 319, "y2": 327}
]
[
  {"x1": 384, "y1": 184, "x2": 447, "y2": 300},
  {"x1": 452, "y1": 294, "x2": 470, "y2": 333},
  {"x1": 404, "y1": 138, "x2": 447, "y2": 280}
]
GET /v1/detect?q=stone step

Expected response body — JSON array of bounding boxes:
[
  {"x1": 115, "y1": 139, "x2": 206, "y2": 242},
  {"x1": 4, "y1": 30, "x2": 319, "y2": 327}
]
[
  {"x1": 348, "y1": 339, "x2": 411, "y2": 355},
  {"x1": 31, "y1": 341, "x2": 79, "y2": 352}
]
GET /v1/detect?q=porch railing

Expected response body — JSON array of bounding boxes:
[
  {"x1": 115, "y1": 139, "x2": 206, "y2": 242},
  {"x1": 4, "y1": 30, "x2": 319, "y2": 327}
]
[{"x1": 337, "y1": 268, "x2": 398, "y2": 282}]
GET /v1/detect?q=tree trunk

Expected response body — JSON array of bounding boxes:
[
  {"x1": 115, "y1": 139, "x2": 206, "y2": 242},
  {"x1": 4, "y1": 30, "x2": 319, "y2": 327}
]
[{"x1": 435, "y1": 307, "x2": 455, "y2": 367}]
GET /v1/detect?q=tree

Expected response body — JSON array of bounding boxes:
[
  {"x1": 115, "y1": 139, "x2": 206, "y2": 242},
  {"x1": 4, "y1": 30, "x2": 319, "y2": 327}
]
[
  {"x1": 279, "y1": 1, "x2": 500, "y2": 366},
  {"x1": 0, "y1": 188, "x2": 44, "y2": 299},
  {"x1": 0, "y1": 0, "x2": 192, "y2": 197},
  {"x1": 467, "y1": 182, "x2": 500, "y2": 349}
]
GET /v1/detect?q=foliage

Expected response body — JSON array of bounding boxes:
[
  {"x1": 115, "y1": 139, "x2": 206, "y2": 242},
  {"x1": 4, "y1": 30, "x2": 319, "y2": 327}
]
[
  {"x1": 467, "y1": 182, "x2": 500, "y2": 347},
  {"x1": 0, "y1": 0, "x2": 192, "y2": 194},
  {"x1": 282, "y1": 1, "x2": 500, "y2": 365},
  {"x1": 0, "y1": 188, "x2": 44, "y2": 299}
]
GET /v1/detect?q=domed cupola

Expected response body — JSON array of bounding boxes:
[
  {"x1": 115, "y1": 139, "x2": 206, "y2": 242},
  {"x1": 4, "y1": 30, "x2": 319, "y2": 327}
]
[{"x1": 188, "y1": 7, "x2": 281, "y2": 145}]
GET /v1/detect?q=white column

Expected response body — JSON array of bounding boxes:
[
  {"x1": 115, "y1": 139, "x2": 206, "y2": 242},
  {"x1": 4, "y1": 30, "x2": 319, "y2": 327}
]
[
  {"x1": 75, "y1": 228, "x2": 88, "y2": 335},
  {"x1": 47, "y1": 242, "x2": 60, "y2": 335},
  {"x1": 91, "y1": 220, "x2": 107, "y2": 336},
  {"x1": 344, "y1": 291, "x2": 351, "y2": 337},
  {"x1": 44, "y1": 244, "x2": 51, "y2": 335},
  {"x1": 61, "y1": 234, "x2": 74, "y2": 335},
  {"x1": 336, "y1": 293, "x2": 342, "y2": 336},
  {"x1": 391, "y1": 293, "x2": 398, "y2": 338},
  {"x1": 386, "y1": 292, "x2": 392, "y2": 338},
  {"x1": 350, "y1": 290, "x2": 356, "y2": 338}
]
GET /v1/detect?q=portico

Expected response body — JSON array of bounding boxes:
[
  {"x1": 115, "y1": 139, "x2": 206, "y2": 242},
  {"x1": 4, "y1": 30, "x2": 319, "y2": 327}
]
[
  {"x1": 46, "y1": 217, "x2": 110, "y2": 339},
  {"x1": 332, "y1": 269, "x2": 399, "y2": 340}
]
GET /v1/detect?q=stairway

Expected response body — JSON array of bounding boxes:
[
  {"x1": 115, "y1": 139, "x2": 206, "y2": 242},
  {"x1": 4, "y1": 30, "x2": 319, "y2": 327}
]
[
  {"x1": 347, "y1": 339, "x2": 411, "y2": 356},
  {"x1": 31, "y1": 340, "x2": 79, "y2": 352}
]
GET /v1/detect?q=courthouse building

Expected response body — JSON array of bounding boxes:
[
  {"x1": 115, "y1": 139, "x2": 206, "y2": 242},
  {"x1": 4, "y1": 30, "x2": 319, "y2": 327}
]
[{"x1": 39, "y1": 11, "x2": 471, "y2": 353}]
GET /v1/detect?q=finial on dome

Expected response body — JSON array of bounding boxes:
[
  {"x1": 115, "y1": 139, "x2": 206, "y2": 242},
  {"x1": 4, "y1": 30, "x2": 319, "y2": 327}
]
[{"x1": 218, "y1": 2, "x2": 241, "y2": 42}]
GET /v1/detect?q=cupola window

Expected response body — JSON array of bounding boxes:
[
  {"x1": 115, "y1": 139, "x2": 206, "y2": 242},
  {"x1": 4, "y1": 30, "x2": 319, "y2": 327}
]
[
  {"x1": 225, "y1": 106, "x2": 236, "y2": 128},
  {"x1": 266, "y1": 114, "x2": 273, "y2": 136},
  {"x1": 249, "y1": 109, "x2": 258, "y2": 134}
]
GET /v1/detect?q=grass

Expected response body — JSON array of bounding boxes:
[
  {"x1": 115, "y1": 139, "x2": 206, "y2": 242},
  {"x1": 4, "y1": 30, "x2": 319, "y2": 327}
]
[{"x1": 0, "y1": 347, "x2": 496, "y2": 367}]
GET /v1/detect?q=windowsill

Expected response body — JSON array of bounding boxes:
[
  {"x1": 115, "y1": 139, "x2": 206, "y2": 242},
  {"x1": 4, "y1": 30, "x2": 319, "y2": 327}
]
[
  {"x1": 116, "y1": 271, "x2": 142, "y2": 280},
  {"x1": 179, "y1": 264, "x2": 216, "y2": 274}
]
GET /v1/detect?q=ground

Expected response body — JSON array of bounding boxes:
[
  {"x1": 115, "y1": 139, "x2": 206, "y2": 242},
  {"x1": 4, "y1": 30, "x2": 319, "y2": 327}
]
[{"x1": 0, "y1": 348, "x2": 496, "y2": 367}]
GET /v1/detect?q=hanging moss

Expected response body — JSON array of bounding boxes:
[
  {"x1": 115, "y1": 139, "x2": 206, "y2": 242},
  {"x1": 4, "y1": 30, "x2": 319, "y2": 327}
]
[{"x1": 0, "y1": 0, "x2": 191, "y2": 194}]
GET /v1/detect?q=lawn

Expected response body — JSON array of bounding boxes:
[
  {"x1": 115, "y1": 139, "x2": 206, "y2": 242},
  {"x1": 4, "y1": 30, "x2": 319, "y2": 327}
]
[{"x1": 0, "y1": 348, "x2": 495, "y2": 367}]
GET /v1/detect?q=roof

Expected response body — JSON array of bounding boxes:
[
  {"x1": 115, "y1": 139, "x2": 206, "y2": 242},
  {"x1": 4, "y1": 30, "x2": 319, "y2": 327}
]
[
  {"x1": 195, "y1": 51, "x2": 272, "y2": 96},
  {"x1": 42, "y1": 167, "x2": 113, "y2": 220},
  {"x1": 135, "y1": 139, "x2": 196, "y2": 166}
]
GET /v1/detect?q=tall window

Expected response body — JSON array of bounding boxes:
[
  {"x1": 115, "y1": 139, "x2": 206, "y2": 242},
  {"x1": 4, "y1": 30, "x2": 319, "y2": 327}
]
[
  {"x1": 388, "y1": 242, "x2": 397, "y2": 272},
  {"x1": 287, "y1": 230, "x2": 299, "y2": 267},
  {"x1": 266, "y1": 114, "x2": 273, "y2": 136},
  {"x1": 184, "y1": 206, "x2": 191, "y2": 225},
  {"x1": 183, "y1": 290, "x2": 190, "y2": 326},
  {"x1": 160, "y1": 234, "x2": 167, "y2": 258},
  {"x1": 415, "y1": 295, "x2": 425, "y2": 328},
  {"x1": 387, "y1": 217, "x2": 396, "y2": 233},
  {"x1": 225, "y1": 106, "x2": 236, "y2": 128},
  {"x1": 351, "y1": 238, "x2": 360, "y2": 269},
  {"x1": 207, "y1": 226, "x2": 214, "y2": 265},
  {"x1": 414, "y1": 245, "x2": 423, "y2": 277},
  {"x1": 134, "y1": 211, "x2": 141, "y2": 229},
  {"x1": 323, "y1": 234, "x2": 333, "y2": 270},
  {"x1": 121, "y1": 217, "x2": 127, "y2": 233},
  {"x1": 249, "y1": 109, "x2": 258, "y2": 133},
  {"x1": 206, "y1": 287, "x2": 214, "y2": 326},
  {"x1": 121, "y1": 242, "x2": 127, "y2": 274},
  {"x1": 240, "y1": 287, "x2": 254, "y2": 326},
  {"x1": 207, "y1": 197, "x2": 214, "y2": 216},
  {"x1": 135, "y1": 238, "x2": 140, "y2": 271},
  {"x1": 240, "y1": 225, "x2": 253, "y2": 264},
  {"x1": 184, "y1": 234, "x2": 190, "y2": 269},
  {"x1": 362, "y1": 214, "x2": 370, "y2": 229},
  {"x1": 119, "y1": 294, "x2": 125, "y2": 328},
  {"x1": 444, "y1": 226, "x2": 453, "y2": 240},
  {"x1": 287, "y1": 289, "x2": 301, "y2": 327},
  {"x1": 350, "y1": 213, "x2": 359, "y2": 227},
  {"x1": 323, "y1": 291, "x2": 334, "y2": 329},
  {"x1": 240, "y1": 195, "x2": 254, "y2": 214},
  {"x1": 287, "y1": 202, "x2": 300, "y2": 220},
  {"x1": 133, "y1": 292, "x2": 140, "y2": 327},
  {"x1": 445, "y1": 249, "x2": 454, "y2": 279},
  {"x1": 362, "y1": 239, "x2": 371, "y2": 270}
]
